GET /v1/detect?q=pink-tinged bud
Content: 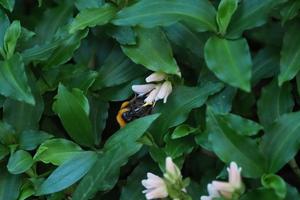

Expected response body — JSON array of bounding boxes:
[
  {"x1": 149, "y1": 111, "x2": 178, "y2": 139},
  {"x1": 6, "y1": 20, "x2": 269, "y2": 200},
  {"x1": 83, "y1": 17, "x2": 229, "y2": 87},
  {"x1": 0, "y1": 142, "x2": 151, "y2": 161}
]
[
  {"x1": 200, "y1": 196, "x2": 213, "y2": 200},
  {"x1": 227, "y1": 161, "x2": 242, "y2": 189},
  {"x1": 145, "y1": 72, "x2": 166, "y2": 83},
  {"x1": 212, "y1": 181, "x2": 235, "y2": 193},
  {"x1": 207, "y1": 184, "x2": 220, "y2": 197},
  {"x1": 142, "y1": 173, "x2": 168, "y2": 200},
  {"x1": 144, "y1": 84, "x2": 161, "y2": 104},
  {"x1": 165, "y1": 157, "x2": 181, "y2": 178},
  {"x1": 156, "y1": 81, "x2": 172, "y2": 103}
]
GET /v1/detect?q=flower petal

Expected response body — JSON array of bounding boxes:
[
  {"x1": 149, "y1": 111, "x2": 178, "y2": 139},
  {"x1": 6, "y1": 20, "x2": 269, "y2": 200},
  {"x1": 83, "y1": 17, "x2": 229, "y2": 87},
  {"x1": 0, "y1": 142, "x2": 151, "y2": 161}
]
[
  {"x1": 212, "y1": 181, "x2": 234, "y2": 192},
  {"x1": 145, "y1": 72, "x2": 166, "y2": 82},
  {"x1": 132, "y1": 84, "x2": 156, "y2": 94},
  {"x1": 144, "y1": 84, "x2": 161, "y2": 104},
  {"x1": 156, "y1": 81, "x2": 172, "y2": 103},
  {"x1": 228, "y1": 161, "x2": 242, "y2": 189}
]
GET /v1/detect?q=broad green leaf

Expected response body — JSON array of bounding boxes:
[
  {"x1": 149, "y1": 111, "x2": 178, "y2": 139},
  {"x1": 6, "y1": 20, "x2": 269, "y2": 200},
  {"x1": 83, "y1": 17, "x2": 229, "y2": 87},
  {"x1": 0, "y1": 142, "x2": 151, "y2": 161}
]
[
  {"x1": 214, "y1": 113, "x2": 263, "y2": 136},
  {"x1": 73, "y1": 114, "x2": 160, "y2": 200},
  {"x1": 34, "y1": 138, "x2": 83, "y2": 166},
  {"x1": 53, "y1": 84, "x2": 94, "y2": 146},
  {"x1": 107, "y1": 26, "x2": 136, "y2": 45},
  {"x1": 261, "y1": 112, "x2": 300, "y2": 173},
  {"x1": 165, "y1": 137, "x2": 195, "y2": 158},
  {"x1": 0, "y1": 0, "x2": 15, "y2": 12},
  {"x1": 3, "y1": 72, "x2": 44, "y2": 132},
  {"x1": 75, "y1": 0, "x2": 105, "y2": 10},
  {"x1": 122, "y1": 27, "x2": 180, "y2": 75},
  {"x1": 89, "y1": 97, "x2": 109, "y2": 144},
  {"x1": 92, "y1": 46, "x2": 146, "y2": 90},
  {"x1": 252, "y1": 48, "x2": 280, "y2": 85},
  {"x1": 36, "y1": 151, "x2": 97, "y2": 195},
  {"x1": 112, "y1": 0, "x2": 217, "y2": 32},
  {"x1": 280, "y1": 1, "x2": 300, "y2": 24},
  {"x1": 278, "y1": 23, "x2": 300, "y2": 85},
  {"x1": 240, "y1": 188, "x2": 280, "y2": 200},
  {"x1": 0, "y1": 10, "x2": 9, "y2": 55},
  {"x1": 0, "y1": 54, "x2": 34, "y2": 105},
  {"x1": 3, "y1": 20, "x2": 21, "y2": 59},
  {"x1": 216, "y1": 0, "x2": 238, "y2": 35},
  {"x1": 44, "y1": 29, "x2": 88, "y2": 68},
  {"x1": 150, "y1": 82, "x2": 223, "y2": 142},
  {"x1": 0, "y1": 168, "x2": 21, "y2": 200},
  {"x1": 206, "y1": 86, "x2": 236, "y2": 114},
  {"x1": 0, "y1": 121, "x2": 17, "y2": 145},
  {"x1": 0, "y1": 144, "x2": 9, "y2": 160},
  {"x1": 7, "y1": 150, "x2": 33, "y2": 174},
  {"x1": 35, "y1": 2, "x2": 73, "y2": 43},
  {"x1": 21, "y1": 38, "x2": 63, "y2": 64},
  {"x1": 171, "y1": 124, "x2": 197, "y2": 139},
  {"x1": 227, "y1": 0, "x2": 285, "y2": 37},
  {"x1": 207, "y1": 108, "x2": 266, "y2": 178},
  {"x1": 163, "y1": 22, "x2": 207, "y2": 58},
  {"x1": 204, "y1": 36, "x2": 252, "y2": 92},
  {"x1": 261, "y1": 174, "x2": 287, "y2": 199},
  {"x1": 257, "y1": 80, "x2": 294, "y2": 127},
  {"x1": 19, "y1": 130, "x2": 53, "y2": 151},
  {"x1": 69, "y1": 4, "x2": 117, "y2": 33},
  {"x1": 18, "y1": 181, "x2": 35, "y2": 200}
]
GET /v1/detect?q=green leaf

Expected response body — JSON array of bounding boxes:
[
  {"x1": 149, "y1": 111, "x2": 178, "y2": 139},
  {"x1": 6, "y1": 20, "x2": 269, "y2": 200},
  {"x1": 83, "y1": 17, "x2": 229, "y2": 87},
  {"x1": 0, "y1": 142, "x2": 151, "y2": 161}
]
[
  {"x1": 92, "y1": 46, "x2": 146, "y2": 90},
  {"x1": 0, "y1": 144, "x2": 9, "y2": 160},
  {"x1": 280, "y1": 1, "x2": 300, "y2": 24},
  {"x1": 0, "y1": 121, "x2": 17, "y2": 145},
  {"x1": 227, "y1": 0, "x2": 285, "y2": 38},
  {"x1": 75, "y1": 0, "x2": 105, "y2": 10},
  {"x1": 165, "y1": 137, "x2": 195, "y2": 158},
  {"x1": 0, "y1": 0, "x2": 15, "y2": 12},
  {"x1": 216, "y1": 0, "x2": 238, "y2": 35},
  {"x1": 52, "y1": 84, "x2": 94, "y2": 146},
  {"x1": 150, "y1": 83, "x2": 223, "y2": 142},
  {"x1": 171, "y1": 124, "x2": 197, "y2": 139},
  {"x1": 207, "y1": 108, "x2": 266, "y2": 178},
  {"x1": 0, "y1": 10, "x2": 9, "y2": 54},
  {"x1": 3, "y1": 72, "x2": 44, "y2": 132},
  {"x1": 3, "y1": 20, "x2": 21, "y2": 59},
  {"x1": 278, "y1": 23, "x2": 300, "y2": 85},
  {"x1": 44, "y1": 30, "x2": 89, "y2": 69},
  {"x1": 240, "y1": 188, "x2": 280, "y2": 200},
  {"x1": 69, "y1": 4, "x2": 117, "y2": 33},
  {"x1": 107, "y1": 26, "x2": 136, "y2": 45},
  {"x1": 36, "y1": 151, "x2": 97, "y2": 195},
  {"x1": 34, "y1": 138, "x2": 83, "y2": 166},
  {"x1": 72, "y1": 114, "x2": 160, "y2": 200},
  {"x1": 285, "y1": 184, "x2": 300, "y2": 200},
  {"x1": 252, "y1": 48, "x2": 280, "y2": 85},
  {"x1": 261, "y1": 174, "x2": 287, "y2": 199},
  {"x1": 0, "y1": 168, "x2": 21, "y2": 200},
  {"x1": 261, "y1": 111, "x2": 300, "y2": 173},
  {"x1": 7, "y1": 150, "x2": 33, "y2": 174},
  {"x1": 0, "y1": 54, "x2": 34, "y2": 105},
  {"x1": 257, "y1": 80, "x2": 294, "y2": 127},
  {"x1": 18, "y1": 181, "x2": 35, "y2": 200},
  {"x1": 19, "y1": 130, "x2": 53, "y2": 151},
  {"x1": 112, "y1": 0, "x2": 217, "y2": 32},
  {"x1": 214, "y1": 113, "x2": 263, "y2": 136},
  {"x1": 206, "y1": 86, "x2": 236, "y2": 114},
  {"x1": 204, "y1": 36, "x2": 252, "y2": 92},
  {"x1": 122, "y1": 27, "x2": 180, "y2": 75}
]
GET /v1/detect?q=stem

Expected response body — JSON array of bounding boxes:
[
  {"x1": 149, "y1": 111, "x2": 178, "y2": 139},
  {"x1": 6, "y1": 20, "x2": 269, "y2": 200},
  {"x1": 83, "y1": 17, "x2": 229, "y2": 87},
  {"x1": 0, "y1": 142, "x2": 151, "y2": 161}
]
[{"x1": 289, "y1": 158, "x2": 300, "y2": 178}]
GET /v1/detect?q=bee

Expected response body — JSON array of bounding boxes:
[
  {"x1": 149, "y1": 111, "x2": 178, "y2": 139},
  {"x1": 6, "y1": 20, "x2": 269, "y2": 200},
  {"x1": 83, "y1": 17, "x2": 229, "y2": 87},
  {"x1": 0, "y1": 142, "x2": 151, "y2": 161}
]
[{"x1": 116, "y1": 95, "x2": 154, "y2": 127}]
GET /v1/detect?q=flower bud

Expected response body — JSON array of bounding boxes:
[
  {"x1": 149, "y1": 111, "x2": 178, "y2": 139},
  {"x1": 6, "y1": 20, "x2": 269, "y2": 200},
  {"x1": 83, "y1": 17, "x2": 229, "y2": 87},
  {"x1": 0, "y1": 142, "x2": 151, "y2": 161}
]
[
  {"x1": 142, "y1": 173, "x2": 168, "y2": 200},
  {"x1": 156, "y1": 81, "x2": 172, "y2": 103},
  {"x1": 132, "y1": 84, "x2": 156, "y2": 95},
  {"x1": 145, "y1": 72, "x2": 166, "y2": 83}
]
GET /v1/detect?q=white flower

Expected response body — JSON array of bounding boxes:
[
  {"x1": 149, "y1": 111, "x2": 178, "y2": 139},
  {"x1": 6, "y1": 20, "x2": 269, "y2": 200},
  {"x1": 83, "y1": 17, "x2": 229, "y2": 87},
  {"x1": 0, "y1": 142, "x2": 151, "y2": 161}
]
[
  {"x1": 227, "y1": 162, "x2": 242, "y2": 189},
  {"x1": 144, "y1": 84, "x2": 162, "y2": 104},
  {"x1": 132, "y1": 84, "x2": 156, "y2": 95},
  {"x1": 146, "y1": 72, "x2": 166, "y2": 83},
  {"x1": 200, "y1": 162, "x2": 244, "y2": 200},
  {"x1": 156, "y1": 81, "x2": 172, "y2": 103},
  {"x1": 142, "y1": 173, "x2": 168, "y2": 200},
  {"x1": 165, "y1": 157, "x2": 181, "y2": 179}
]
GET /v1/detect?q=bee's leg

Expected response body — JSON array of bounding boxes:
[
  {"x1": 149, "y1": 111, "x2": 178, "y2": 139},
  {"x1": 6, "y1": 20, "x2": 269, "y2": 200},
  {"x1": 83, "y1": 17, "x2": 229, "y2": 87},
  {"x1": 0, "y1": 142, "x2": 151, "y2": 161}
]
[{"x1": 116, "y1": 108, "x2": 129, "y2": 127}]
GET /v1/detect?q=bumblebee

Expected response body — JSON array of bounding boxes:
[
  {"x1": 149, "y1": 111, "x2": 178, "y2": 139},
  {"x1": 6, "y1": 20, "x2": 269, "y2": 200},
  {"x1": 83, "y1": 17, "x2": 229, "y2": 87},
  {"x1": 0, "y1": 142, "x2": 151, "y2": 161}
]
[{"x1": 116, "y1": 95, "x2": 153, "y2": 127}]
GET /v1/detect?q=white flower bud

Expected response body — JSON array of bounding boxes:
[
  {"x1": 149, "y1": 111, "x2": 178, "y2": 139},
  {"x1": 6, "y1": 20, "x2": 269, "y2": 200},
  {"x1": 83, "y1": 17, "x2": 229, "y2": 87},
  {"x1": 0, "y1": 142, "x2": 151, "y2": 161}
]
[
  {"x1": 145, "y1": 72, "x2": 166, "y2": 83},
  {"x1": 156, "y1": 81, "x2": 172, "y2": 103},
  {"x1": 142, "y1": 173, "x2": 168, "y2": 200},
  {"x1": 132, "y1": 84, "x2": 156, "y2": 95},
  {"x1": 144, "y1": 84, "x2": 161, "y2": 104}
]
